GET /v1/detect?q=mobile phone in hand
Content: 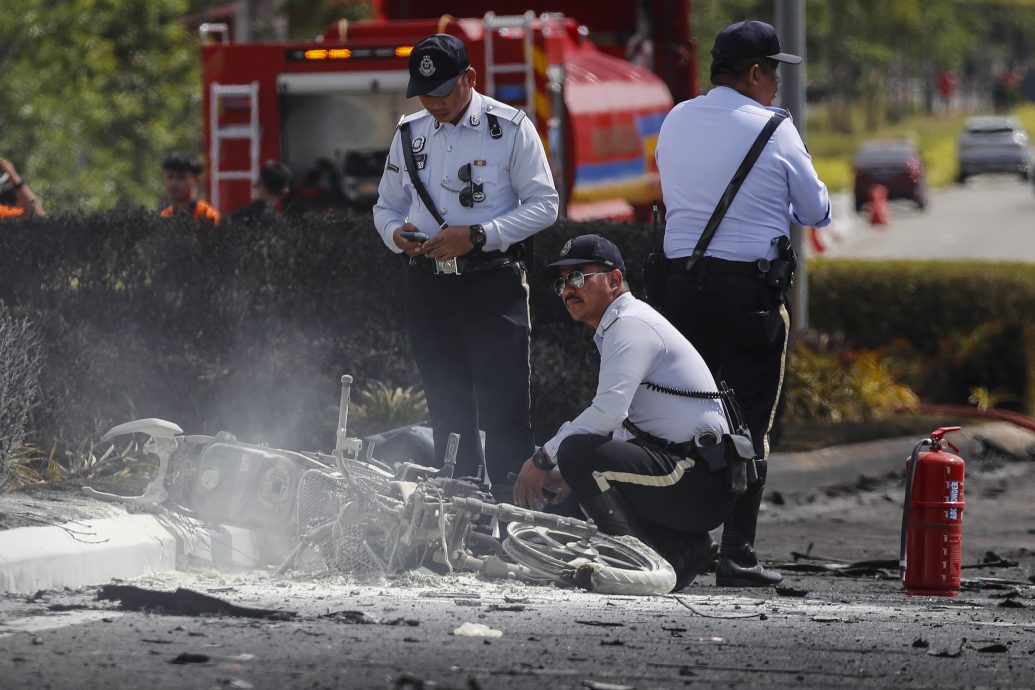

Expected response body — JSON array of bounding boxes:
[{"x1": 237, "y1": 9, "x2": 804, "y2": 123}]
[{"x1": 401, "y1": 231, "x2": 429, "y2": 242}]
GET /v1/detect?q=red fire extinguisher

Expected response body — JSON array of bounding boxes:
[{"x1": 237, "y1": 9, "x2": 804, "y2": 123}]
[{"x1": 899, "y1": 426, "x2": 965, "y2": 596}]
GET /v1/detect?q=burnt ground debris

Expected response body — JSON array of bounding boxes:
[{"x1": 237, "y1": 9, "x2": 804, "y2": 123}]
[{"x1": 1, "y1": 422, "x2": 1034, "y2": 687}]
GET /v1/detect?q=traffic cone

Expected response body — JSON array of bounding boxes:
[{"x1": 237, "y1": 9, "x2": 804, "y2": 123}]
[
  {"x1": 808, "y1": 226, "x2": 827, "y2": 254},
  {"x1": 869, "y1": 184, "x2": 889, "y2": 226}
]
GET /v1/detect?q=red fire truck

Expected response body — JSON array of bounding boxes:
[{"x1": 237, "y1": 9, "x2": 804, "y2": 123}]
[{"x1": 200, "y1": 1, "x2": 695, "y2": 220}]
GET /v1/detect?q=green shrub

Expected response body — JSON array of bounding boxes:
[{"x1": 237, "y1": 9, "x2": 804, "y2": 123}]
[
  {"x1": 0, "y1": 301, "x2": 42, "y2": 488},
  {"x1": 809, "y1": 259, "x2": 1035, "y2": 414},
  {"x1": 783, "y1": 339, "x2": 919, "y2": 423}
]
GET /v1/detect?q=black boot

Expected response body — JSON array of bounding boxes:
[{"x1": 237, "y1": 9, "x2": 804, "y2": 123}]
[
  {"x1": 580, "y1": 491, "x2": 715, "y2": 591},
  {"x1": 715, "y1": 461, "x2": 782, "y2": 587},
  {"x1": 651, "y1": 530, "x2": 718, "y2": 592}
]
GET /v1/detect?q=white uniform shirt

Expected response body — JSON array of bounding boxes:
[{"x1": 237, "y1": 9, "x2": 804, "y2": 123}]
[
  {"x1": 655, "y1": 86, "x2": 831, "y2": 262},
  {"x1": 543, "y1": 292, "x2": 729, "y2": 461},
  {"x1": 373, "y1": 90, "x2": 559, "y2": 253}
]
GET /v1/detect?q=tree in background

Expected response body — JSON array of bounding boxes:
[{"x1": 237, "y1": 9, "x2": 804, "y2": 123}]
[
  {"x1": 691, "y1": 0, "x2": 1035, "y2": 131},
  {"x1": 0, "y1": 0, "x2": 198, "y2": 213},
  {"x1": 280, "y1": 0, "x2": 372, "y2": 40}
]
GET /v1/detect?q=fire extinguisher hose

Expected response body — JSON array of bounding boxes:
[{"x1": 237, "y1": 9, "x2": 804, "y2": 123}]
[{"x1": 899, "y1": 437, "x2": 933, "y2": 580}]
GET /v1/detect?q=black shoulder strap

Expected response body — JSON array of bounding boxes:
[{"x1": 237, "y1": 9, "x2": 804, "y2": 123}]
[
  {"x1": 399, "y1": 122, "x2": 447, "y2": 230},
  {"x1": 681, "y1": 111, "x2": 788, "y2": 272}
]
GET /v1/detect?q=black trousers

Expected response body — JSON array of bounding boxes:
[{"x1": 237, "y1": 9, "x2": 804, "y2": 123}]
[
  {"x1": 660, "y1": 268, "x2": 789, "y2": 459},
  {"x1": 403, "y1": 262, "x2": 534, "y2": 492},
  {"x1": 556, "y1": 434, "x2": 735, "y2": 533}
]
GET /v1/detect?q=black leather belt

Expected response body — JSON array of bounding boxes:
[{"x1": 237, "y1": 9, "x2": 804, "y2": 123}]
[
  {"x1": 667, "y1": 256, "x2": 770, "y2": 278},
  {"x1": 407, "y1": 250, "x2": 518, "y2": 274}
]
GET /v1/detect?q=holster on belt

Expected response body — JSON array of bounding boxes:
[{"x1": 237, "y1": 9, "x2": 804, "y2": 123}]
[{"x1": 695, "y1": 432, "x2": 757, "y2": 494}]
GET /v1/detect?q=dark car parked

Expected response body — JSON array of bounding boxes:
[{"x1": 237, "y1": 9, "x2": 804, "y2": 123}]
[
  {"x1": 853, "y1": 139, "x2": 927, "y2": 212},
  {"x1": 956, "y1": 116, "x2": 1032, "y2": 183}
]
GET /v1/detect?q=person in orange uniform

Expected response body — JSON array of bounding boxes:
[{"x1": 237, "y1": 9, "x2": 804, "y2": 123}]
[
  {"x1": 0, "y1": 157, "x2": 45, "y2": 218},
  {"x1": 159, "y1": 152, "x2": 220, "y2": 224}
]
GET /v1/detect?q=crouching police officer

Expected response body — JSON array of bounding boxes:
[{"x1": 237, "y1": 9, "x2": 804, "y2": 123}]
[
  {"x1": 514, "y1": 235, "x2": 750, "y2": 591},
  {"x1": 373, "y1": 34, "x2": 559, "y2": 503}
]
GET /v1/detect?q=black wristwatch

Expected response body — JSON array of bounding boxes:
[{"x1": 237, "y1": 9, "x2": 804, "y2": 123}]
[
  {"x1": 531, "y1": 447, "x2": 555, "y2": 470},
  {"x1": 469, "y1": 224, "x2": 486, "y2": 250}
]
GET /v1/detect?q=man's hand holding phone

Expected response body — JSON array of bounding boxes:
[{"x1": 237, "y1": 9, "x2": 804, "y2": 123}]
[{"x1": 394, "y1": 224, "x2": 430, "y2": 256}]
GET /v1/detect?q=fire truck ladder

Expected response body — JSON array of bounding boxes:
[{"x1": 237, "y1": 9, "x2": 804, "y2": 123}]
[
  {"x1": 483, "y1": 11, "x2": 539, "y2": 130},
  {"x1": 209, "y1": 81, "x2": 260, "y2": 211}
]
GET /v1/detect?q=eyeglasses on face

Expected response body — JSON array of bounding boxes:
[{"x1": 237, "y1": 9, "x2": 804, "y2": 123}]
[{"x1": 553, "y1": 269, "x2": 609, "y2": 296}]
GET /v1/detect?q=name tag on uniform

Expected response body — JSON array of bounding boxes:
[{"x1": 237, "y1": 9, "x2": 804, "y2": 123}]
[{"x1": 413, "y1": 154, "x2": 427, "y2": 170}]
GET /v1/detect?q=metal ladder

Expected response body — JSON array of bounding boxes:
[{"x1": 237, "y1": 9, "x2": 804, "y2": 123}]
[
  {"x1": 208, "y1": 81, "x2": 260, "y2": 211},
  {"x1": 483, "y1": 11, "x2": 538, "y2": 129}
]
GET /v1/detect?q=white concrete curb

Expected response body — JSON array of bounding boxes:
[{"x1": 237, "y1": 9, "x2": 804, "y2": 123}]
[
  {"x1": 0, "y1": 511, "x2": 271, "y2": 595},
  {"x1": 0, "y1": 514, "x2": 176, "y2": 594}
]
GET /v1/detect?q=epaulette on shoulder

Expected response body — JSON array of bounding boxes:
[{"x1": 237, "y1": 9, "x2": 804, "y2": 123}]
[
  {"x1": 600, "y1": 308, "x2": 621, "y2": 332},
  {"x1": 398, "y1": 110, "x2": 430, "y2": 128},
  {"x1": 484, "y1": 102, "x2": 526, "y2": 125}
]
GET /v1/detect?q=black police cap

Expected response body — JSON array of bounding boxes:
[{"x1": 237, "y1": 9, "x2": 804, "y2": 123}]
[
  {"x1": 711, "y1": 20, "x2": 801, "y2": 64},
  {"x1": 544, "y1": 234, "x2": 627, "y2": 277},
  {"x1": 406, "y1": 34, "x2": 471, "y2": 98}
]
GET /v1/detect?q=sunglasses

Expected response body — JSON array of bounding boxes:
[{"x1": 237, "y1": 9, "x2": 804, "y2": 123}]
[
  {"x1": 553, "y1": 269, "x2": 609, "y2": 296},
  {"x1": 455, "y1": 163, "x2": 485, "y2": 208}
]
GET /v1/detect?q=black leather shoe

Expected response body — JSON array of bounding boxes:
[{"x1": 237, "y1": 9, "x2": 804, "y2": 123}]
[
  {"x1": 715, "y1": 546, "x2": 782, "y2": 587},
  {"x1": 652, "y1": 531, "x2": 719, "y2": 592}
]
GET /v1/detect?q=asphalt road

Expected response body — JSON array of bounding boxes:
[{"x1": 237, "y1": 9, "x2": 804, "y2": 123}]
[
  {"x1": 2, "y1": 425, "x2": 1035, "y2": 689},
  {"x1": 822, "y1": 177, "x2": 1035, "y2": 261}
]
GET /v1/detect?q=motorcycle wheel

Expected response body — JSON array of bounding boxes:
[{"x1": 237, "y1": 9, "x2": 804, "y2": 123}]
[{"x1": 502, "y1": 523, "x2": 676, "y2": 595}]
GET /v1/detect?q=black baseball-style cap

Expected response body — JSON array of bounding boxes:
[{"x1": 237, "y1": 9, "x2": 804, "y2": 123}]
[
  {"x1": 406, "y1": 34, "x2": 471, "y2": 98},
  {"x1": 544, "y1": 234, "x2": 626, "y2": 276},
  {"x1": 711, "y1": 20, "x2": 801, "y2": 64}
]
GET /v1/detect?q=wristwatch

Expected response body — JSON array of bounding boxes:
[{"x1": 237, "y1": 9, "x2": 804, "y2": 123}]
[
  {"x1": 531, "y1": 447, "x2": 555, "y2": 470},
  {"x1": 469, "y1": 224, "x2": 486, "y2": 250}
]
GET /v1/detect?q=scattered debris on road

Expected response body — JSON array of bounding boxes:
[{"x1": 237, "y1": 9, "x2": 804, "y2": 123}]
[
  {"x1": 97, "y1": 585, "x2": 295, "y2": 620},
  {"x1": 452, "y1": 622, "x2": 502, "y2": 638}
]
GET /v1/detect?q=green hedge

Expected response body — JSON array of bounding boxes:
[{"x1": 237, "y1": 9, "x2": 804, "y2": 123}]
[
  {"x1": 809, "y1": 259, "x2": 1035, "y2": 414},
  {"x1": 2, "y1": 213, "x2": 1031, "y2": 462},
  {"x1": 0, "y1": 211, "x2": 656, "y2": 455}
]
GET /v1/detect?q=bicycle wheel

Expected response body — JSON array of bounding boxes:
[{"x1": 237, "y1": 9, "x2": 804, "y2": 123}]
[{"x1": 502, "y1": 523, "x2": 676, "y2": 595}]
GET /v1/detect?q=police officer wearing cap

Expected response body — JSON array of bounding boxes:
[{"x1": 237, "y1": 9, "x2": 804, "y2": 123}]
[
  {"x1": 373, "y1": 34, "x2": 559, "y2": 503},
  {"x1": 655, "y1": 20, "x2": 831, "y2": 587},
  {"x1": 514, "y1": 234, "x2": 736, "y2": 591}
]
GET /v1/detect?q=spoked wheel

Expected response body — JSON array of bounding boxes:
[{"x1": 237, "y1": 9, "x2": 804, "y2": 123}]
[{"x1": 502, "y1": 523, "x2": 675, "y2": 595}]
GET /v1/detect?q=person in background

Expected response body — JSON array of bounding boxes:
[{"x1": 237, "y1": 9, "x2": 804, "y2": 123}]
[
  {"x1": 0, "y1": 157, "x2": 45, "y2": 218},
  {"x1": 228, "y1": 161, "x2": 292, "y2": 223},
  {"x1": 160, "y1": 152, "x2": 220, "y2": 225}
]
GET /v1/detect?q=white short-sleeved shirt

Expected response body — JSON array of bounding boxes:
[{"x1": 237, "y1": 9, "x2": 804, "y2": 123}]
[
  {"x1": 655, "y1": 86, "x2": 831, "y2": 262},
  {"x1": 543, "y1": 293, "x2": 729, "y2": 460},
  {"x1": 373, "y1": 90, "x2": 559, "y2": 253}
]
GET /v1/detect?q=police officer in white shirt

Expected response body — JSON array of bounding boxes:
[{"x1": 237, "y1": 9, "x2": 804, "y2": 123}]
[
  {"x1": 655, "y1": 20, "x2": 831, "y2": 587},
  {"x1": 514, "y1": 235, "x2": 738, "y2": 591},
  {"x1": 374, "y1": 34, "x2": 559, "y2": 503}
]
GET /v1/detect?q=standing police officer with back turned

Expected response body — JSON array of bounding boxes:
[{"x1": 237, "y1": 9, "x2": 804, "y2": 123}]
[
  {"x1": 655, "y1": 21, "x2": 831, "y2": 587},
  {"x1": 373, "y1": 34, "x2": 559, "y2": 504}
]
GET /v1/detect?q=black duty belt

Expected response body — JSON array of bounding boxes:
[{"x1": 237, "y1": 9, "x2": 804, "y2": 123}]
[
  {"x1": 622, "y1": 419, "x2": 701, "y2": 458},
  {"x1": 407, "y1": 250, "x2": 519, "y2": 275},
  {"x1": 667, "y1": 255, "x2": 770, "y2": 279}
]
